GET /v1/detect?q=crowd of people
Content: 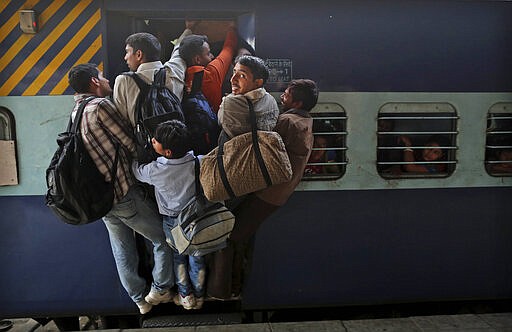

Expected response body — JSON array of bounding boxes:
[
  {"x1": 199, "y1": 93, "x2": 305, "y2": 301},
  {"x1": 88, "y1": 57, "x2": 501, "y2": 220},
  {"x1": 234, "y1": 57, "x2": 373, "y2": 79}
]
[
  {"x1": 67, "y1": 18, "x2": 511, "y2": 318},
  {"x1": 67, "y1": 20, "x2": 319, "y2": 314}
]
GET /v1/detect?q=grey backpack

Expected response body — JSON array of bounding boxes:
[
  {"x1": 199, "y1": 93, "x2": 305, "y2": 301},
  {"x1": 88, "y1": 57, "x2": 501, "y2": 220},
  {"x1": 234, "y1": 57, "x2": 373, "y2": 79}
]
[{"x1": 165, "y1": 158, "x2": 235, "y2": 256}]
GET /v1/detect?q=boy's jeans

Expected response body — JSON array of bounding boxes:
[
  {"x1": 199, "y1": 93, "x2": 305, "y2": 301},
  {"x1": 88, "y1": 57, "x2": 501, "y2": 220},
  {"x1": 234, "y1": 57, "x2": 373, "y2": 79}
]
[
  {"x1": 103, "y1": 185, "x2": 174, "y2": 303},
  {"x1": 163, "y1": 215, "x2": 206, "y2": 298}
]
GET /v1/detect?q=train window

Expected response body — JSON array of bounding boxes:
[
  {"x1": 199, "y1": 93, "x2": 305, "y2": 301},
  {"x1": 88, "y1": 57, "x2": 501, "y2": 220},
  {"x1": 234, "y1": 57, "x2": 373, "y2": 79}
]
[
  {"x1": 302, "y1": 103, "x2": 347, "y2": 180},
  {"x1": 0, "y1": 107, "x2": 18, "y2": 186},
  {"x1": 377, "y1": 103, "x2": 458, "y2": 179},
  {"x1": 485, "y1": 103, "x2": 512, "y2": 176}
]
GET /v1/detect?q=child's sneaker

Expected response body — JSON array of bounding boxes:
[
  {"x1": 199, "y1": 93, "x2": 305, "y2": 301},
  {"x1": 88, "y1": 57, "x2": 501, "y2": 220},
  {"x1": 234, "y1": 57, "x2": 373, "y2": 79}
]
[
  {"x1": 145, "y1": 289, "x2": 172, "y2": 305},
  {"x1": 136, "y1": 300, "x2": 152, "y2": 314},
  {"x1": 173, "y1": 293, "x2": 196, "y2": 310},
  {"x1": 193, "y1": 297, "x2": 204, "y2": 310}
]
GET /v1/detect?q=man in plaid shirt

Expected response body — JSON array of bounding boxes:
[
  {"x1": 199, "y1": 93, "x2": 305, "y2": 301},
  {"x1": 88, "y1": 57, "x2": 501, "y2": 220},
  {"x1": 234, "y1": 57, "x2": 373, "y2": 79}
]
[{"x1": 68, "y1": 63, "x2": 174, "y2": 314}]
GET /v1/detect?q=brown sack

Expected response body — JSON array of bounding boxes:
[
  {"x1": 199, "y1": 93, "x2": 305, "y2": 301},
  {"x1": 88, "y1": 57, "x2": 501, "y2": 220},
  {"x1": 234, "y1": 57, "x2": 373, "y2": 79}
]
[{"x1": 200, "y1": 131, "x2": 292, "y2": 202}]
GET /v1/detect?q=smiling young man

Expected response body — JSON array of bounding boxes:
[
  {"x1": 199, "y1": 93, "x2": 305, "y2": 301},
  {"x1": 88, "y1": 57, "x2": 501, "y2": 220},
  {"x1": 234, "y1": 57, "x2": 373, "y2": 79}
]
[{"x1": 217, "y1": 55, "x2": 279, "y2": 139}]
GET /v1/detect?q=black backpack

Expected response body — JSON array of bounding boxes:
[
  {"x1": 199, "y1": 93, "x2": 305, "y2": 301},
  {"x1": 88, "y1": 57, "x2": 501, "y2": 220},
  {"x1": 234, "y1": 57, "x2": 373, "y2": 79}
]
[
  {"x1": 124, "y1": 68, "x2": 184, "y2": 163},
  {"x1": 45, "y1": 96, "x2": 119, "y2": 225},
  {"x1": 181, "y1": 70, "x2": 221, "y2": 155}
]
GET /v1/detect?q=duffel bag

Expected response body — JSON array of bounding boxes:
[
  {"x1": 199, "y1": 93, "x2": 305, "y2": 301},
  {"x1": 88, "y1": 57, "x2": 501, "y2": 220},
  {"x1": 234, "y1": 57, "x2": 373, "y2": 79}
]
[{"x1": 200, "y1": 97, "x2": 292, "y2": 202}]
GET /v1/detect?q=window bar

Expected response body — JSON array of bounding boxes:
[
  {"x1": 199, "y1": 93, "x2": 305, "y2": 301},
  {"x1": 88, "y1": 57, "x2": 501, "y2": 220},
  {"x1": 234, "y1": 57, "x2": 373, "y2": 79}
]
[
  {"x1": 312, "y1": 147, "x2": 347, "y2": 151},
  {"x1": 306, "y1": 161, "x2": 347, "y2": 166},
  {"x1": 377, "y1": 160, "x2": 457, "y2": 165},
  {"x1": 378, "y1": 131, "x2": 458, "y2": 135},
  {"x1": 486, "y1": 145, "x2": 512, "y2": 149},
  {"x1": 377, "y1": 146, "x2": 458, "y2": 150},
  {"x1": 487, "y1": 131, "x2": 512, "y2": 135},
  {"x1": 378, "y1": 116, "x2": 459, "y2": 120}
]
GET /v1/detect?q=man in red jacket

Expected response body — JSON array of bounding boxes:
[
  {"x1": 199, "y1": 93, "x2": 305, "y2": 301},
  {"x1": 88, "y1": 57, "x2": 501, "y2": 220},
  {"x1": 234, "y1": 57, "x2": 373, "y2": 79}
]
[{"x1": 179, "y1": 22, "x2": 238, "y2": 113}]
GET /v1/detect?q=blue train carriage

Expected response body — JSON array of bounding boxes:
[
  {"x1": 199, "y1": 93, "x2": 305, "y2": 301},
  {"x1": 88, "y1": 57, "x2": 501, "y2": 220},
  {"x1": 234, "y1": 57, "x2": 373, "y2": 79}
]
[{"x1": 1, "y1": 0, "x2": 511, "y2": 323}]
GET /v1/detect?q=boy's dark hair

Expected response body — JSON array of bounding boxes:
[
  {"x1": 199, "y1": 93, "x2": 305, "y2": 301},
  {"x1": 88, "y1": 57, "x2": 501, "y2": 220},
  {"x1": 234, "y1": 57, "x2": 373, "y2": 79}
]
[
  {"x1": 68, "y1": 63, "x2": 98, "y2": 93},
  {"x1": 125, "y1": 32, "x2": 161, "y2": 62},
  {"x1": 179, "y1": 34, "x2": 209, "y2": 66},
  {"x1": 288, "y1": 79, "x2": 319, "y2": 111},
  {"x1": 426, "y1": 134, "x2": 450, "y2": 147},
  {"x1": 234, "y1": 55, "x2": 269, "y2": 83},
  {"x1": 154, "y1": 120, "x2": 191, "y2": 158}
]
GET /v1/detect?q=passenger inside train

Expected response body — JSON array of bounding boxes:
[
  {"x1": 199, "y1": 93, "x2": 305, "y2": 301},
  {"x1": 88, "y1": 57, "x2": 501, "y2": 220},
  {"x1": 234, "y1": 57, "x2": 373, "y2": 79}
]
[
  {"x1": 485, "y1": 115, "x2": 512, "y2": 176},
  {"x1": 376, "y1": 119, "x2": 402, "y2": 174},
  {"x1": 488, "y1": 148, "x2": 512, "y2": 174},
  {"x1": 377, "y1": 107, "x2": 457, "y2": 178},
  {"x1": 304, "y1": 134, "x2": 339, "y2": 175},
  {"x1": 398, "y1": 135, "x2": 448, "y2": 174}
]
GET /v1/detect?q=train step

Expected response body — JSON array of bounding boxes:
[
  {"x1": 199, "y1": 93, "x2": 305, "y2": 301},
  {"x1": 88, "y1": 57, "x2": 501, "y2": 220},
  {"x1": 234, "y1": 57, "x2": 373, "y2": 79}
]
[{"x1": 141, "y1": 312, "x2": 243, "y2": 328}]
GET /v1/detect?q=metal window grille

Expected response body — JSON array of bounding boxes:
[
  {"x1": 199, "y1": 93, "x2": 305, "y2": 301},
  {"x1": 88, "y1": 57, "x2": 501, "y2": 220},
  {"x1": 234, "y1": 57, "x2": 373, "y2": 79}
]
[
  {"x1": 485, "y1": 103, "x2": 512, "y2": 176},
  {"x1": 376, "y1": 103, "x2": 458, "y2": 179},
  {"x1": 302, "y1": 103, "x2": 347, "y2": 180}
]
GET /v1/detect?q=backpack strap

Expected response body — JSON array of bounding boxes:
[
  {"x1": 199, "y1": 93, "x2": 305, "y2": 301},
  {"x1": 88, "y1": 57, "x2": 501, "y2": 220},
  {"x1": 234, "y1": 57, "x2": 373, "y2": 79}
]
[
  {"x1": 110, "y1": 143, "x2": 120, "y2": 186},
  {"x1": 123, "y1": 71, "x2": 150, "y2": 131},
  {"x1": 153, "y1": 67, "x2": 167, "y2": 87},
  {"x1": 70, "y1": 96, "x2": 96, "y2": 133},
  {"x1": 123, "y1": 71, "x2": 150, "y2": 93},
  {"x1": 190, "y1": 70, "x2": 204, "y2": 95}
]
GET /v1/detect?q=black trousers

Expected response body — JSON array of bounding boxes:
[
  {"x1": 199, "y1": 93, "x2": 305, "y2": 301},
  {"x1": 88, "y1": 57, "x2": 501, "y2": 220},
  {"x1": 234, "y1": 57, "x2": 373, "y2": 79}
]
[{"x1": 206, "y1": 194, "x2": 279, "y2": 299}]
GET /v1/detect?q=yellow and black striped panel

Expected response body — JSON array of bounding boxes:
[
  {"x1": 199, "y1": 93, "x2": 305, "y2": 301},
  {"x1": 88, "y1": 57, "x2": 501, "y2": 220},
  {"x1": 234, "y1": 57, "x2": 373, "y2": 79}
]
[{"x1": 0, "y1": 0, "x2": 103, "y2": 96}]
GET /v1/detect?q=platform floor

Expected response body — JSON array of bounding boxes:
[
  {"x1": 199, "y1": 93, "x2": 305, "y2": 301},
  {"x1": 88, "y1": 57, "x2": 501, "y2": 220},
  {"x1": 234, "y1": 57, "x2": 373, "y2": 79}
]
[{"x1": 3, "y1": 312, "x2": 512, "y2": 331}]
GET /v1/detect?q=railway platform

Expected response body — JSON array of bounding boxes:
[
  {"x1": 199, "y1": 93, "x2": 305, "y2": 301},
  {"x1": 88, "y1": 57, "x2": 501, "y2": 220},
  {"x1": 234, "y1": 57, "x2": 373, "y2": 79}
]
[{"x1": 3, "y1": 312, "x2": 512, "y2": 331}]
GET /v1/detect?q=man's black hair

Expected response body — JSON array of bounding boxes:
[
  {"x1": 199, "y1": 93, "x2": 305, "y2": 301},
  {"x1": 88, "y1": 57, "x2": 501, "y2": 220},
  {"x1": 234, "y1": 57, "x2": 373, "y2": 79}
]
[
  {"x1": 288, "y1": 79, "x2": 319, "y2": 111},
  {"x1": 125, "y1": 32, "x2": 161, "y2": 62},
  {"x1": 154, "y1": 120, "x2": 191, "y2": 159},
  {"x1": 179, "y1": 34, "x2": 209, "y2": 66},
  {"x1": 234, "y1": 55, "x2": 269, "y2": 83},
  {"x1": 68, "y1": 63, "x2": 99, "y2": 93}
]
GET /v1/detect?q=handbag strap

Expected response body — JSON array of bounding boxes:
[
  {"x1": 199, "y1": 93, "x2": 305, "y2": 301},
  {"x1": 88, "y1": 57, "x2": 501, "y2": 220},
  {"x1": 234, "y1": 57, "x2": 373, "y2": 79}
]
[
  {"x1": 194, "y1": 157, "x2": 208, "y2": 204},
  {"x1": 194, "y1": 157, "x2": 202, "y2": 196},
  {"x1": 246, "y1": 97, "x2": 273, "y2": 188},
  {"x1": 215, "y1": 96, "x2": 274, "y2": 200},
  {"x1": 216, "y1": 131, "x2": 236, "y2": 199}
]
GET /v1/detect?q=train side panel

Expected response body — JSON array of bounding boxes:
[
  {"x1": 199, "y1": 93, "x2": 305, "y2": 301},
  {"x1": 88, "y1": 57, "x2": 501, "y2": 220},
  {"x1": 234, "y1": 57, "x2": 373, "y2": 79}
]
[
  {"x1": 244, "y1": 187, "x2": 512, "y2": 309},
  {"x1": 0, "y1": 0, "x2": 511, "y2": 319}
]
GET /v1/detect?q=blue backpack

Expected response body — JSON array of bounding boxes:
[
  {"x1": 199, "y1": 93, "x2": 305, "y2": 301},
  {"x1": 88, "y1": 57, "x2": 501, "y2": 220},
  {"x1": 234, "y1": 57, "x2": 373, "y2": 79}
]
[{"x1": 181, "y1": 70, "x2": 221, "y2": 155}]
